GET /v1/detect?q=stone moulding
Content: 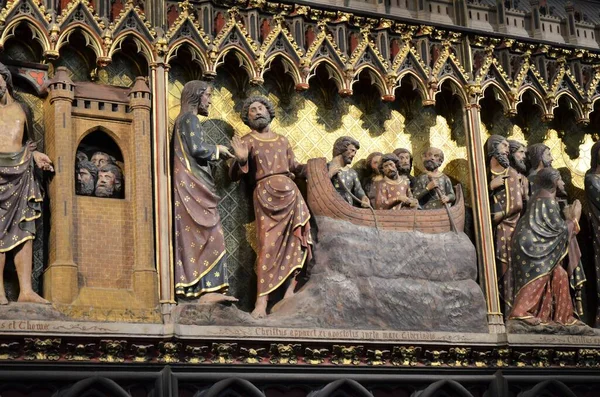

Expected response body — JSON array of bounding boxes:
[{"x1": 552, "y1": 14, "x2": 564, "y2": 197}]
[{"x1": 1, "y1": 321, "x2": 600, "y2": 368}]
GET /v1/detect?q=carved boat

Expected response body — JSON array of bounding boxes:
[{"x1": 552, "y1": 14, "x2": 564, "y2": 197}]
[{"x1": 306, "y1": 157, "x2": 465, "y2": 233}]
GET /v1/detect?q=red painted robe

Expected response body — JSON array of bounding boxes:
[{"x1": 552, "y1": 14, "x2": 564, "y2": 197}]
[
  {"x1": 372, "y1": 175, "x2": 413, "y2": 210},
  {"x1": 230, "y1": 133, "x2": 312, "y2": 297}
]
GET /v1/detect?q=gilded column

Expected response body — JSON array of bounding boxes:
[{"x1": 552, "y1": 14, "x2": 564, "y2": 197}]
[
  {"x1": 464, "y1": 84, "x2": 505, "y2": 333},
  {"x1": 43, "y1": 67, "x2": 78, "y2": 303},
  {"x1": 128, "y1": 77, "x2": 158, "y2": 307},
  {"x1": 151, "y1": 60, "x2": 175, "y2": 318}
]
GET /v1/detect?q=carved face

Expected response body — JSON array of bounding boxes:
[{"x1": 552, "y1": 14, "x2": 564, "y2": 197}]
[
  {"x1": 511, "y1": 145, "x2": 527, "y2": 173},
  {"x1": 382, "y1": 159, "x2": 398, "y2": 180},
  {"x1": 423, "y1": 148, "x2": 444, "y2": 172},
  {"x1": 198, "y1": 87, "x2": 212, "y2": 117},
  {"x1": 91, "y1": 152, "x2": 111, "y2": 169},
  {"x1": 247, "y1": 101, "x2": 271, "y2": 131},
  {"x1": 95, "y1": 170, "x2": 117, "y2": 197},
  {"x1": 492, "y1": 139, "x2": 510, "y2": 169},
  {"x1": 557, "y1": 176, "x2": 566, "y2": 194},
  {"x1": 369, "y1": 154, "x2": 382, "y2": 174},
  {"x1": 396, "y1": 152, "x2": 412, "y2": 174},
  {"x1": 341, "y1": 144, "x2": 357, "y2": 166},
  {"x1": 542, "y1": 148, "x2": 553, "y2": 168},
  {"x1": 76, "y1": 167, "x2": 95, "y2": 195}
]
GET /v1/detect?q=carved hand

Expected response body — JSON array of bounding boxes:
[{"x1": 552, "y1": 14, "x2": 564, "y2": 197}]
[
  {"x1": 440, "y1": 195, "x2": 450, "y2": 204},
  {"x1": 217, "y1": 145, "x2": 234, "y2": 159},
  {"x1": 426, "y1": 179, "x2": 438, "y2": 191},
  {"x1": 33, "y1": 151, "x2": 54, "y2": 172},
  {"x1": 564, "y1": 199, "x2": 582, "y2": 222},
  {"x1": 231, "y1": 135, "x2": 248, "y2": 164},
  {"x1": 489, "y1": 175, "x2": 506, "y2": 190},
  {"x1": 360, "y1": 196, "x2": 371, "y2": 208},
  {"x1": 407, "y1": 198, "x2": 419, "y2": 208}
]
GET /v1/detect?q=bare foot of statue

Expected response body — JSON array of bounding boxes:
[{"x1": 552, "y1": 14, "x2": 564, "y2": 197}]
[
  {"x1": 197, "y1": 292, "x2": 238, "y2": 305},
  {"x1": 251, "y1": 297, "x2": 268, "y2": 319},
  {"x1": 283, "y1": 278, "x2": 298, "y2": 300},
  {"x1": 0, "y1": 294, "x2": 7, "y2": 305},
  {"x1": 17, "y1": 290, "x2": 50, "y2": 304}
]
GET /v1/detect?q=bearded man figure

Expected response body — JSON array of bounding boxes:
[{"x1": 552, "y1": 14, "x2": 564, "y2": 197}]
[
  {"x1": 362, "y1": 151, "x2": 383, "y2": 203},
  {"x1": 230, "y1": 96, "x2": 313, "y2": 319},
  {"x1": 76, "y1": 160, "x2": 97, "y2": 196},
  {"x1": 372, "y1": 153, "x2": 418, "y2": 210},
  {"x1": 95, "y1": 164, "x2": 123, "y2": 198},
  {"x1": 328, "y1": 136, "x2": 369, "y2": 208},
  {"x1": 393, "y1": 148, "x2": 414, "y2": 188},
  {"x1": 0, "y1": 62, "x2": 53, "y2": 304},
  {"x1": 510, "y1": 168, "x2": 585, "y2": 326},
  {"x1": 171, "y1": 80, "x2": 237, "y2": 303},
  {"x1": 508, "y1": 139, "x2": 529, "y2": 202},
  {"x1": 486, "y1": 135, "x2": 526, "y2": 317},
  {"x1": 413, "y1": 147, "x2": 455, "y2": 209}
]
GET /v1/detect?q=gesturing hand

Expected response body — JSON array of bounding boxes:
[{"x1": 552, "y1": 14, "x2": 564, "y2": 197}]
[
  {"x1": 33, "y1": 151, "x2": 54, "y2": 172},
  {"x1": 231, "y1": 135, "x2": 248, "y2": 164}
]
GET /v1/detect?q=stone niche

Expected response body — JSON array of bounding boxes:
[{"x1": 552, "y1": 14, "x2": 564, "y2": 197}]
[{"x1": 42, "y1": 67, "x2": 159, "y2": 322}]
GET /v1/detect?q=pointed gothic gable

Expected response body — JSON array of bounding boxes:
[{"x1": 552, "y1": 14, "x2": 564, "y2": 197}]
[
  {"x1": 553, "y1": 71, "x2": 585, "y2": 101},
  {"x1": 262, "y1": 28, "x2": 303, "y2": 64},
  {"x1": 351, "y1": 43, "x2": 388, "y2": 75},
  {"x1": 305, "y1": 32, "x2": 346, "y2": 68},
  {"x1": 0, "y1": 0, "x2": 51, "y2": 30},
  {"x1": 213, "y1": 18, "x2": 259, "y2": 58},
  {"x1": 58, "y1": 1, "x2": 103, "y2": 36},
  {"x1": 519, "y1": 68, "x2": 548, "y2": 96},
  {"x1": 111, "y1": 4, "x2": 154, "y2": 42},
  {"x1": 481, "y1": 62, "x2": 511, "y2": 91},
  {"x1": 167, "y1": 18, "x2": 210, "y2": 50},
  {"x1": 392, "y1": 47, "x2": 429, "y2": 81},
  {"x1": 436, "y1": 55, "x2": 468, "y2": 85}
]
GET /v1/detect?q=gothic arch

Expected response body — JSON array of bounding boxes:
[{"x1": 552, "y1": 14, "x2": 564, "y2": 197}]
[
  {"x1": 215, "y1": 47, "x2": 256, "y2": 82},
  {"x1": 413, "y1": 379, "x2": 474, "y2": 397},
  {"x1": 308, "y1": 58, "x2": 345, "y2": 93},
  {"x1": 58, "y1": 376, "x2": 130, "y2": 397},
  {"x1": 0, "y1": 17, "x2": 50, "y2": 56},
  {"x1": 262, "y1": 52, "x2": 301, "y2": 86},
  {"x1": 78, "y1": 125, "x2": 127, "y2": 167},
  {"x1": 55, "y1": 23, "x2": 104, "y2": 61},
  {"x1": 201, "y1": 378, "x2": 264, "y2": 397},
  {"x1": 481, "y1": 81, "x2": 511, "y2": 114},
  {"x1": 516, "y1": 86, "x2": 548, "y2": 115},
  {"x1": 436, "y1": 76, "x2": 468, "y2": 106},
  {"x1": 165, "y1": 39, "x2": 208, "y2": 71},
  {"x1": 353, "y1": 64, "x2": 388, "y2": 99},
  {"x1": 553, "y1": 91, "x2": 585, "y2": 121},
  {"x1": 109, "y1": 31, "x2": 154, "y2": 65},
  {"x1": 396, "y1": 71, "x2": 428, "y2": 102},
  {"x1": 311, "y1": 379, "x2": 373, "y2": 397},
  {"x1": 519, "y1": 380, "x2": 578, "y2": 397}
]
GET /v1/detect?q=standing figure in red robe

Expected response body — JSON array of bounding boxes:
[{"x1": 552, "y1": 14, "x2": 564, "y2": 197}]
[{"x1": 230, "y1": 96, "x2": 312, "y2": 318}]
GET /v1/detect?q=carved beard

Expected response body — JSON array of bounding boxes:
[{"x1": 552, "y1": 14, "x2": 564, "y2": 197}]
[
  {"x1": 77, "y1": 178, "x2": 95, "y2": 196},
  {"x1": 95, "y1": 182, "x2": 115, "y2": 197},
  {"x1": 511, "y1": 157, "x2": 527, "y2": 174},
  {"x1": 0, "y1": 85, "x2": 6, "y2": 99},
  {"x1": 493, "y1": 152, "x2": 510, "y2": 169},
  {"x1": 248, "y1": 114, "x2": 271, "y2": 131},
  {"x1": 342, "y1": 152, "x2": 354, "y2": 165},
  {"x1": 542, "y1": 158, "x2": 552, "y2": 168},
  {"x1": 398, "y1": 164, "x2": 411, "y2": 175},
  {"x1": 386, "y1": 170, "x2": 398, "y2": 179},
  {"x1": 198, "y1": 103, "x2": 209, "y2": 117},
  {"x1": 424, "y1": 159, "x2": 440, "y2": 172}
]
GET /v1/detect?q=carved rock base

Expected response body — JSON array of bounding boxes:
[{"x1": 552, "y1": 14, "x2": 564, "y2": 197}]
[
  {"x1": 507, "y1": 319, "x2": 599, "y2": 336},
  {"x1": 175, "y1": 216, "x2": 488, "y2": 333}
]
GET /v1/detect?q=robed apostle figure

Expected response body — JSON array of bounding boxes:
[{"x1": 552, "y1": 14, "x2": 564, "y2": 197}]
[
  {"x1": 585, "y1": 140, "x2": 600, "y2": 327},
  {"x1": 0, "y1": 62, "x2": 53, "y2": 304},
  {"x1": 486, "y1": 135, "x2": 525, "y2": 317},
  {"x1": 372, "y1": 153, "x2": 418, "y2": 210},
  {"x1": 413, "y1": 147, "x2": 455, "y2": 209},
  {"x1": 171, "y1": 81, "x2": 237, "y2": 303},
  {"x1": 230, "y1": 96, "x2": 312, "y2": 319},
  {"x1": 328, "y1": 136, "x2": 369, "y2": 208},
  {"x1": 509, "y1": 168, "x2": 584, "y2": 326}
]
